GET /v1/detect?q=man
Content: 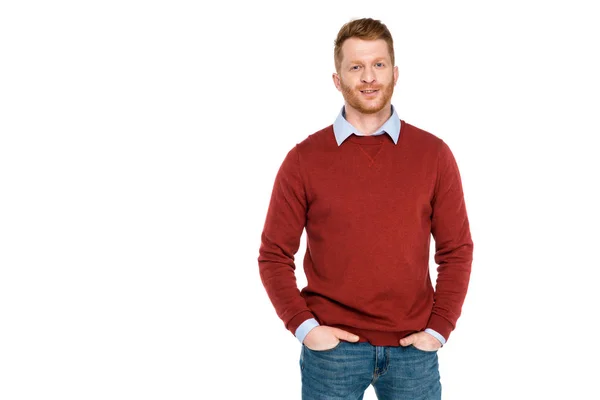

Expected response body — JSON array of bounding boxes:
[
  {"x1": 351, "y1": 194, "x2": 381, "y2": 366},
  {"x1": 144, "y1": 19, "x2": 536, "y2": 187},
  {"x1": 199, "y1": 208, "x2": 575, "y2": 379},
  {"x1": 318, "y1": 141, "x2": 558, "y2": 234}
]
[{"x1": 258, "y1": 17, "x2": 473, "y2": 400}]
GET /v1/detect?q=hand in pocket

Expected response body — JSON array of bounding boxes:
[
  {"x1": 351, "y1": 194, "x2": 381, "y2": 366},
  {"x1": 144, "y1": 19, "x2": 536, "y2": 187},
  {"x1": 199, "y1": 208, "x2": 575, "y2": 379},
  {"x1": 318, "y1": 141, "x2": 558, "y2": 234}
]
[{"x1": 303, "y1": 325, "x2": 359, "y2": 351}]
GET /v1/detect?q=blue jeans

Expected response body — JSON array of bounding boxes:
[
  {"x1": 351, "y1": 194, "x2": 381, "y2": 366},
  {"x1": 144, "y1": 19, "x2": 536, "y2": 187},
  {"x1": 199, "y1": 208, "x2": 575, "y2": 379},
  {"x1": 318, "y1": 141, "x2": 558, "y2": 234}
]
[{"x1": 299, "y1": 341, "x2": 441, "y2": 400}]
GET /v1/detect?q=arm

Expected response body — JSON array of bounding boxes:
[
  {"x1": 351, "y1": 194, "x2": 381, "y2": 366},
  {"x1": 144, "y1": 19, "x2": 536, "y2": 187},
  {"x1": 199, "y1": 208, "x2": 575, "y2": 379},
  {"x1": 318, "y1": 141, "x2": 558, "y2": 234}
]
[
  {"x1": 258, "y1": 146, "x2": 316, "y2": 336},
  {"x1": 426, "y1": 140, "x2": 474, "y2": 342}
]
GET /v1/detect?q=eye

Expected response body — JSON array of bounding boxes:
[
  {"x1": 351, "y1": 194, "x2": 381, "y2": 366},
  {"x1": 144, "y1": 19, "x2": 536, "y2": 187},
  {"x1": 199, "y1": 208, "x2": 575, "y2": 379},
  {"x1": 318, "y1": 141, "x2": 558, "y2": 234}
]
[
  {"x1": 351, "y1": 65, "x2": 361, "y2": 71},
  {"x1": 375, "y1": 62, "x2": 384, "y2": 67}
]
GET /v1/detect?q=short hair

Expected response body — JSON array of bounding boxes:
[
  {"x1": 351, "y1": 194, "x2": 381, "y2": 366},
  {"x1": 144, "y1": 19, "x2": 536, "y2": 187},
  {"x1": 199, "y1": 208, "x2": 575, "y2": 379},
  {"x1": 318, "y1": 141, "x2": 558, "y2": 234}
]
[{"x1": 334, "y1": 18, "x2": 395, "y2": 72}]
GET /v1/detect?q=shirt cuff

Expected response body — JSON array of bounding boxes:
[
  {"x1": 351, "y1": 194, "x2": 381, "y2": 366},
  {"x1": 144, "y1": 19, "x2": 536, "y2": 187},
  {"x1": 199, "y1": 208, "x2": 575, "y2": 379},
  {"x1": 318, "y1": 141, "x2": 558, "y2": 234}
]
[
  {"x1": 295, "y1": 318, "x2": 320, "y2": 344},
  {"x1": 424, "y1": 328, "x2": 446, "y2": 346}
]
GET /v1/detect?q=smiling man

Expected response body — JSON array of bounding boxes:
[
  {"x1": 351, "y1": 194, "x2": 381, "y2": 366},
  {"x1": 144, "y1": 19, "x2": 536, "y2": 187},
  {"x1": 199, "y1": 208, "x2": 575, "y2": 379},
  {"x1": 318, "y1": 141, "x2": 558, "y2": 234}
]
[{"x1": 258, "y1": 18, "x2": 473, "y2": 400}]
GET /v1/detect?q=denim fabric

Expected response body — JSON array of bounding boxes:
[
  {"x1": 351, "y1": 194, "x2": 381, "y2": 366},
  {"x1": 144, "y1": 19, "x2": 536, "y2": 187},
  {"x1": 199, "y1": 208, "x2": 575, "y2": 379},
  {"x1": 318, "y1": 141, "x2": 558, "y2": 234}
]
[{"x1": 299, "y1": 341, "x2": 441, "y2": 400}]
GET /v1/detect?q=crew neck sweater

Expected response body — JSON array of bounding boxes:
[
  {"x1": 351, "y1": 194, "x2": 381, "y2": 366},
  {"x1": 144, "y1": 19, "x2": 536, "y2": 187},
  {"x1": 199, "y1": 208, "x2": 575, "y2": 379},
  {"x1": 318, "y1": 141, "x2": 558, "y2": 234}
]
[{"x1": 258, "y1": 121, "x2": 473, "y2": 346}]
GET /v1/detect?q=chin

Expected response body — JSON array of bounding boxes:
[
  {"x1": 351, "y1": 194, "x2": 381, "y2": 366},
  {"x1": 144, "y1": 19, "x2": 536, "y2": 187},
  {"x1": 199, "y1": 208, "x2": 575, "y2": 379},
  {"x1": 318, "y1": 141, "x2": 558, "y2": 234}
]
[{"x1": 360, "y1": 103, "x2": 386, "y2": 114}]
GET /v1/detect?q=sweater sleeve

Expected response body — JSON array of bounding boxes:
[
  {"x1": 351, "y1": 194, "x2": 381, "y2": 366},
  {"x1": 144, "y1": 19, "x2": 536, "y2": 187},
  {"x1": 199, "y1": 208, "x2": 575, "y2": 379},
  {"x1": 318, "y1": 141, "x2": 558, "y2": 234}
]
[
  {"x1": 258, "y1": 145, "x2": 316, "y2": 336},
  {"x1": 426, "y1": 140, "x2": 474, "y2": 341}
]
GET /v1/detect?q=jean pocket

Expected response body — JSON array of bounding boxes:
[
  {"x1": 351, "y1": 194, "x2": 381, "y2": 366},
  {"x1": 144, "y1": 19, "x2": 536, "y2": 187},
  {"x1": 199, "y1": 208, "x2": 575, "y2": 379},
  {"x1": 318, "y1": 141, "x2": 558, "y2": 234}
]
[
  {"x1": 410, "y1": 344, "x2": 438, "y2": 353},
  {"x1": 304, "y1": 340, "x2": 342, "y2": 353}
]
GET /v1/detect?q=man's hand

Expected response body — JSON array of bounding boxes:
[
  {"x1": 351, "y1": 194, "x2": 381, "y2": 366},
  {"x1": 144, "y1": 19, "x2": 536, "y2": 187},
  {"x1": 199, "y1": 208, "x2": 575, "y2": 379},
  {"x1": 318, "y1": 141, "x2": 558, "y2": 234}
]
[
  {"x1": 399, "y1": 331, "x2": 442, "y2": 352},
  {"x1": 303, "y1": 326, "x2": 359, "y2": 351}
]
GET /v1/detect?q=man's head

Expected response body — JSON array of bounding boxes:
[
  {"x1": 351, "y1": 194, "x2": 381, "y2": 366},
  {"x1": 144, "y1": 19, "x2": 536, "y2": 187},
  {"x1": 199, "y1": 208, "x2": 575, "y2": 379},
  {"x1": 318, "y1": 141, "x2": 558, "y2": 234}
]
[{"x1": 332, "y1": 18, "x2": 398, "y2": 115}]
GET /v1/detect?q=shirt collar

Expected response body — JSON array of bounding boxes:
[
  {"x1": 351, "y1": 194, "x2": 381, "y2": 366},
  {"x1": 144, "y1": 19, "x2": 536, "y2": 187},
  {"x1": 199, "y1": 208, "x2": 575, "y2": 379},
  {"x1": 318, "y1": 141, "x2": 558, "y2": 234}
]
[{"x1": 333, "y1": 105, "x2": 401, "y2": 146}]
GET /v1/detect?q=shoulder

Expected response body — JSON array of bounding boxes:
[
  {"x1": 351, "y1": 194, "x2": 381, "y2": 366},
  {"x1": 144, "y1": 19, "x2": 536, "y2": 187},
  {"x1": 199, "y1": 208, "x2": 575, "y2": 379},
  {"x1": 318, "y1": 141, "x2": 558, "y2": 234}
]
[
  {"x1": 401, "y1": 121, "x2": 445, "y2": 148},
  {"x1": 402, "y1": 122, "x2": 464, "y2": 177},
  {"x1": 401, "y1": 121, "x2": 456, "y2": 157},
  {"x1": 277, "y1": 125, "x2": 335, "y2": 169},
  {"x1": 290, "y1": 125, "x2": 336, "y2": 161},
  {"x1": 296, "y1": 125, "x2": 335, "y2": 149}
]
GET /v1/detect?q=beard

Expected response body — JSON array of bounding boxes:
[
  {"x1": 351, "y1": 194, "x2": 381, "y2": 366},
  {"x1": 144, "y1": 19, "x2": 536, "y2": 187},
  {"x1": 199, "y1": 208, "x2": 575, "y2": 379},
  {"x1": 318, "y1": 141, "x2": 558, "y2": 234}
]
[{"x1": 340, "y1": 77, "x2": 395, "y2": 115}]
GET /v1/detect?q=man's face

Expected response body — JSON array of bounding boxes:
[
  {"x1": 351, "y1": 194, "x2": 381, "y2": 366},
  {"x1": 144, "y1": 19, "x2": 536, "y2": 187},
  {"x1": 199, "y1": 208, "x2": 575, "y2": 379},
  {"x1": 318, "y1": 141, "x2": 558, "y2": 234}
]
[{"x1": 333, "y1": 38, "x2": 398, "y2": 115}]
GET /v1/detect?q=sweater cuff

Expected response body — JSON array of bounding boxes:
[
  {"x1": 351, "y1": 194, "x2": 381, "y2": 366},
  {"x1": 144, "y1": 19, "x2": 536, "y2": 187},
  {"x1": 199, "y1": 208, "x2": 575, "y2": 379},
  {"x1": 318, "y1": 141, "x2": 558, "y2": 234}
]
[
  {"x1": 287, "y1": 310, "x2": 317, "y2": 336},
  {"x1": 426, "y1": 313, "x2": 454, "y2": 343}
]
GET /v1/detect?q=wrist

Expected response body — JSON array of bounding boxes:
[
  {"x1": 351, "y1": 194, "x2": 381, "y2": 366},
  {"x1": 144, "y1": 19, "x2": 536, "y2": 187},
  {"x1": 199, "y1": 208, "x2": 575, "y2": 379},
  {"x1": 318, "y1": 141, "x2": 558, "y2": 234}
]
[
  {"x1": 295, "y1": 318, "x2": 320, "y2": 344},
  {"x1": 424, "y1": 328, "x2": 446, "y2": 346}
]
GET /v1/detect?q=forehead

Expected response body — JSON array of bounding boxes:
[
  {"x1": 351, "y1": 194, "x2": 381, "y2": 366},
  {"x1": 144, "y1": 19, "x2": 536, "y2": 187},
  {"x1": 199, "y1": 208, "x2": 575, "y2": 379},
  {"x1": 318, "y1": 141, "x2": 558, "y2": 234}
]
[{"x1": 340, "y1": 38, "x2": 391, "y2": 64}]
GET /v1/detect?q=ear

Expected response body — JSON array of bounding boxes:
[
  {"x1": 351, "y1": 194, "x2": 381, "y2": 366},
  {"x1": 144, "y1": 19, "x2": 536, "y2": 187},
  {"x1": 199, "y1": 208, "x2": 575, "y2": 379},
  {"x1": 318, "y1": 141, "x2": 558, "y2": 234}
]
[
  {"x1": 393, "y1": 65, "x2": 399, "y2": 86},
  {"x1": 332, "y1": 72, "x2": 342, "y2": 92}
]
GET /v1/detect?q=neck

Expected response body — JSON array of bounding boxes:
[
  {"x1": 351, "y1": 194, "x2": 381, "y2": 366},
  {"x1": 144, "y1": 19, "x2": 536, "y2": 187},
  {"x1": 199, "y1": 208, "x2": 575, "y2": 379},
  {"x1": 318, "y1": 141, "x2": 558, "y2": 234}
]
[{"x1": 344, "y1": 103, "x2": 392, "y2": 135}]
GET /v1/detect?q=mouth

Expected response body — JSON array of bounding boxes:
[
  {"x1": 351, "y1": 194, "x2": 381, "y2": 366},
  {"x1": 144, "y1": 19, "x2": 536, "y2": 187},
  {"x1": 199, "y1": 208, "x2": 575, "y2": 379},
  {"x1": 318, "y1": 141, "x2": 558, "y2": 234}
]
[{"x1": 360, "y1": 89, "x2": 379, "y2": 95}]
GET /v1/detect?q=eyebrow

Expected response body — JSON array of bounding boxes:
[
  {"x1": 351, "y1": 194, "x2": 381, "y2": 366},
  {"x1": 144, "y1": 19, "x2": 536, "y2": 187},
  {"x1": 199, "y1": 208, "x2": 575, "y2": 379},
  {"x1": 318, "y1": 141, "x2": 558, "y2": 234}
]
[{"x1": 348, "y1": 58, "x2": 387, "y2": 65}]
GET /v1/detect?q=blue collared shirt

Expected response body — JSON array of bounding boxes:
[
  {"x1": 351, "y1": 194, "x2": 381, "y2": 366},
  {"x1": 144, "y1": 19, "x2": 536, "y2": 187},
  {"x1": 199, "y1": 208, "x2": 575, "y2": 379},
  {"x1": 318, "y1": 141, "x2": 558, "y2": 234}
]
[
  {"x1": 333, "y1": 105, "x2": 401, "y2": 146},
  {"x1": 295, "y1": 105, "x2": 446, "y2": 347}
]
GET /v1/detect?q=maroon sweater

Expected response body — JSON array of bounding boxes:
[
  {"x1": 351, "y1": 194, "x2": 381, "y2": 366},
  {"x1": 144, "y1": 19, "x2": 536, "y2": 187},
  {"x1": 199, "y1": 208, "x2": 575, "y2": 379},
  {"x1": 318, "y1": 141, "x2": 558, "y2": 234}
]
[{"x1": 258, "y1": 122, "x2": 473, "y2": 346}]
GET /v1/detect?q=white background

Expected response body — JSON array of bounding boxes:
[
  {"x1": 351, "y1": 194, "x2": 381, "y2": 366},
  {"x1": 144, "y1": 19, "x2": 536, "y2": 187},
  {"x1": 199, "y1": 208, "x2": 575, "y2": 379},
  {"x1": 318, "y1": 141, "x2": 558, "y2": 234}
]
[{"x1": 1, "y1": 1, "x2": 599, "y2": 399}]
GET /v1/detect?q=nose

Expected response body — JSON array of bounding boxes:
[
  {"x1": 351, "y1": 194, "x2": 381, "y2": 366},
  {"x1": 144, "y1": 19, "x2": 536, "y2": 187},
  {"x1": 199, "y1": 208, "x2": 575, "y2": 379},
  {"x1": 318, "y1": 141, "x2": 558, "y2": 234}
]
[{"x1": 361, "y1": 66, "x2": 376, "y2": 84}]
